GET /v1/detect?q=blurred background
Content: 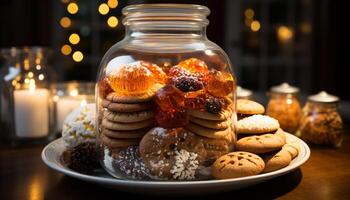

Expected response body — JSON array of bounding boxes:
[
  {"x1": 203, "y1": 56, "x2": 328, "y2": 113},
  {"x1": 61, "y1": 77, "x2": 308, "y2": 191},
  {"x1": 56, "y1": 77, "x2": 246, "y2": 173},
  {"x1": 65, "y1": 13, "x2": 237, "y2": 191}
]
[{"x1": 0, "y1": 0, "x2": 343, "y2": 102}]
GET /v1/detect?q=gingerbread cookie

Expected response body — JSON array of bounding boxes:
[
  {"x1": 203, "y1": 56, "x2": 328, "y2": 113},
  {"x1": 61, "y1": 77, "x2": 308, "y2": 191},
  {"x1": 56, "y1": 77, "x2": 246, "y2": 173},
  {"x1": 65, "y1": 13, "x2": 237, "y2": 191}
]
[
  {"x1": 237, "y1": 115, "x2": 280, "y2": 134},
  {"x1": 104, "y1": 110, "x2": 154, "y2": 123},
  {"x1": 237, "y1": 99, "x2": 265, "y2": 115},
  {"x1": 263, "y1": 141, "x2": 300, "y2": 173},
  {"x1": 101, "y1": 134, "x2": 140, "y2": 148},
  {"x1": 212, "y1": 151, "x2": 265, "y2": 179},
  {"x1": 187, "y1": 108, "x2": 232, "y2": 121},
  {"x1": 236, "y1": 128, "x2": 286, "y2": 154},
  {"x1": 102, "y1": 118, "x2": 153, "y2": 131},
  {"x1": 139, "y1": 127, "x2": 207, "y2": 180},
  {"x1": 189, "y1": 116, "x2": 231, "y2": 130},
  {"x1": 101, "y1": 99, "x2": 153, "y2": 113},
  {"x1": 185, "y1": 123, "x2": 233, "y2": 142},
  {"x1": 101, "y1": 128, "x2": 148, "y2": 139}
]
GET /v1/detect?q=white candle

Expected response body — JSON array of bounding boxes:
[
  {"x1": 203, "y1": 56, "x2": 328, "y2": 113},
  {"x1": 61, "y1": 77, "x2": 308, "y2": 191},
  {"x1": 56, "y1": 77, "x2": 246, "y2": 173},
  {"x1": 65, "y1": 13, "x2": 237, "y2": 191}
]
[
  {"x1": 55, "y1": 95, "x2": 93, "y2": 131},
  {"x1": 14, "y1": 88, "x2": 50, "y2": 138}
]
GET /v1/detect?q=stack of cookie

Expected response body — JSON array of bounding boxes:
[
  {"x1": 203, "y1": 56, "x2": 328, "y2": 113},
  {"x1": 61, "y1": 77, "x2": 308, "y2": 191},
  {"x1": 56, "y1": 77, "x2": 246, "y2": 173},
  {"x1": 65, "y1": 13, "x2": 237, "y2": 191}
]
[
  {"x1": 235, "y1": 99, "x2": 299, "y2": 172},
  {"x1": 100, "y1": 92, "x2": 155, "y2": 151},
  {"x1": 211, "y1": 99, "x2": 301, "y2": 180}
]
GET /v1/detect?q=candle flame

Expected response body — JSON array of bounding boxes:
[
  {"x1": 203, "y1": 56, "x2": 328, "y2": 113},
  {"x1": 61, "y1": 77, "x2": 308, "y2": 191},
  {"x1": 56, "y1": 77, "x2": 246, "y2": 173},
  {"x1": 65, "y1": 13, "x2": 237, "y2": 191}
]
[
  {"x1": 80, "y1": 99, "x2": 87, "y2": 106},
  {"x1": 70, "y1": 89, "x2": 78, "y2": 96}
]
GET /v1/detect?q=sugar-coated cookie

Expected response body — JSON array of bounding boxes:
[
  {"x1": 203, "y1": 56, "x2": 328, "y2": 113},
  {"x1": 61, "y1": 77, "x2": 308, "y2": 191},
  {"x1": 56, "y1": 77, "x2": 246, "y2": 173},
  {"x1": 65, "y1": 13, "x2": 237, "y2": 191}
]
[
  {"x1": 237, "y1": 115, "x2": 280, "y2": 134},
  {"x1": 139, "y1": 127, "x2": 207, "y2": 180},
  {"x1": 212, "y1": 151, "x2": 265, "y2": 179}
]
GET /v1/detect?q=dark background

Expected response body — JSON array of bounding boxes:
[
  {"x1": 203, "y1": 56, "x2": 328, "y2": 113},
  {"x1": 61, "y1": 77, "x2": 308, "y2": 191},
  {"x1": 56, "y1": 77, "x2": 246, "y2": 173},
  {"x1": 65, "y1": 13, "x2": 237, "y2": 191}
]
[{"x1": 0, "y1": 0, "x2": 344, "y2": 100}]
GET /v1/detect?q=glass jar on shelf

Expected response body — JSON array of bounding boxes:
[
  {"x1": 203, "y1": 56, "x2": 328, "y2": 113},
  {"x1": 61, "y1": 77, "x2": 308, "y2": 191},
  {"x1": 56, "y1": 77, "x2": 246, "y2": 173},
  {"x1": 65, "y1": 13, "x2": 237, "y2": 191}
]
[
  {"x1": 0, "y1": 47, "x2": 55, "y2": 145},
  {"x1": 297, "y1": 91, "x2": 343, "y2": 147},
  {"x1": 266, "y1": 83, "x2": 302, "y2": 133},
  {"x1": 96, "y1": 4, "x2": 237, "y2": 181}
]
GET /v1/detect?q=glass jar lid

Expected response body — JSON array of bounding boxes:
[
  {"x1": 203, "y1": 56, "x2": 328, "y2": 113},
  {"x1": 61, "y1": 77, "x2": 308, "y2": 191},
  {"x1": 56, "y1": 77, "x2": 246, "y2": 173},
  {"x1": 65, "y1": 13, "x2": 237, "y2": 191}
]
[
  {"x1": 270, "y1": 82, "x2": 299, "y2": 94},
  {"x1": 308, "y1": 91, "x2": 339, "y2": 103},
  {"x1": 237, "y1": 86, "x2": 252, "y2": 98}
]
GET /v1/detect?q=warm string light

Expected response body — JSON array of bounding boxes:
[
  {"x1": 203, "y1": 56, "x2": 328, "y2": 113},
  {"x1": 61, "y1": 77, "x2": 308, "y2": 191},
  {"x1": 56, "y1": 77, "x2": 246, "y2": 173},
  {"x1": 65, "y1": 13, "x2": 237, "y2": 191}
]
[
  {"x1": 107, "y1": 16, "x2": 118, "y2": 28},
  {"x1": 69, "y1": 33, "x2": 80, "y2": 45},
  {"x1": 72, "y1": 51, "x2": 83, "y2": 62},
  {"x1": 67, "y1": 2, "x2": 78, "y2": 14},
  {"x1": 98, "y1": 3, "x2": 110, "y2": 15},
  {"x1": 244, "y1": 8, "x2": 261, "y2": 32},
  {"x1": 107, "y1": 0, "x2": 118, "y2": 8},
  {"x1": 60, "y1": 17, "x2": 71, "y2": 28},
  {"x1": 61, "y1": 44, "x2": 72, "y2": 55},
  {"x1": 277, "y1": 26, "x2": 293, "y2": 42}
]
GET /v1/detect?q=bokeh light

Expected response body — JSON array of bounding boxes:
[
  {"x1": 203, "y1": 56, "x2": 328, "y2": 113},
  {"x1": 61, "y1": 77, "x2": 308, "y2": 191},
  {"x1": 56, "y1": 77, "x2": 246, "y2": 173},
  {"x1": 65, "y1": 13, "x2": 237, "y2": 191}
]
[
  {"x1": 69, "y1": 33, "x2": 80, "y2": 45},
  {"x1": 72, "y1": 51, "x2": 84, "y2": 62},
  {"x1": 278, "y1": 26, "x2": 293, "y2": 41},
  {"x1": 107, "y1": 16, "x2": 118, "y2": 28},
  {"x1": 98, "y1": 3, "x2": 109, "y2": 15},
  {"x1": 67, "y1": 3, "x2": 79, "y2": 14},
  {"x1": 61, "y1": 44, "x2": 72, "y2": 55},
  {"x1": 60, "y1": 17, "x2": 71, "y2": 28},
  {"x1": 250, "y1": 20, "x2": 261, "y2": 32},
  {"x1": 245, "y1": 9, "x2": 255, "y2": 19},
  {"x1": 107, "y1": 0, "x2": 118, "y2": 8}
]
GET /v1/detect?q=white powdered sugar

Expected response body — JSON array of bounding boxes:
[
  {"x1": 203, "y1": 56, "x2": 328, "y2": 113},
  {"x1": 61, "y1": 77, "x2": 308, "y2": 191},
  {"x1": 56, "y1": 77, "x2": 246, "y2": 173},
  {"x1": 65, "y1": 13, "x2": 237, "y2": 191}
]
[
  {"x1": 62, "y1": 103, "x2": 96, "y2": 148},
  {"x1": 170, "y1": 149, "x2": 199, "y2": 180},
  {"x1": 104, "y1": 148, "x2": 114, "y2": 172},
  {"x1": 151, "y1": 127, "x2": 167, "y2": 137},
  {"x1": 237, "y1": 114, "x2": 280, "y2": 130}
]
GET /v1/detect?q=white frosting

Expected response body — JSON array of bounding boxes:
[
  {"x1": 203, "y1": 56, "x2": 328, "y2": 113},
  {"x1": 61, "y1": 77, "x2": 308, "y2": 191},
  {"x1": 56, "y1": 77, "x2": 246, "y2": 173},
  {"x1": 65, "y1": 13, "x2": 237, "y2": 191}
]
[
  {"x1": 61, "y1": 103, "x2": 96, "y2": 148},
  {"x1": 237, "y1": 114, "x2": 279, "y2": 131}
]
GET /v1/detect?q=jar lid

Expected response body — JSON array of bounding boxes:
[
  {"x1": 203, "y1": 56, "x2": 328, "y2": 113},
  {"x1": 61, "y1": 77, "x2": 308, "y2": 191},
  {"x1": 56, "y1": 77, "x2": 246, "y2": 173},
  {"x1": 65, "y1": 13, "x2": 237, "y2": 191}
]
[
  {"x1": 270, "y1": 82, "x2": 299, "y2": 94},
  {"x1": 308, "y1": 91, "x2": 339, "y2": 103},
  {"x1": 237, "y1": 86, "x2": 252, "y2": 98}
]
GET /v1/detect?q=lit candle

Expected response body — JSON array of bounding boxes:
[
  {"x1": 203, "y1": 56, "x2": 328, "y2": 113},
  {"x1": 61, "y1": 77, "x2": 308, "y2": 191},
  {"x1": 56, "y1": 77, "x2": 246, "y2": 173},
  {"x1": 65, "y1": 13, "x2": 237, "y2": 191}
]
[
  {"x1": 55, "y1": 95, "x2": 93, "y2": 131},
  {"x1": 13, "y1": 85, "x2": 50, "y2": 138}
]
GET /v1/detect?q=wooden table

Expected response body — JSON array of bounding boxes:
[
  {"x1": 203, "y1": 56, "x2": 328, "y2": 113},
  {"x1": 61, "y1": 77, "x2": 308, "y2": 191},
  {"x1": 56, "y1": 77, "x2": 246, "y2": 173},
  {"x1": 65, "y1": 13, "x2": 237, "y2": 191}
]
[{"x1": 1, "y1": 130, "x2": 350, "y2": 200}]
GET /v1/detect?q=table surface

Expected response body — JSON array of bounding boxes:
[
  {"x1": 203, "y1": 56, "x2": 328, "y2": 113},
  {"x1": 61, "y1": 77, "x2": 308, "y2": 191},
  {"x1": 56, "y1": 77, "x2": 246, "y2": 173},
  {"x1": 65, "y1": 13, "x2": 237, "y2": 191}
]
[{"x1": 1, "y1": 129, "x2": 350, "y2": 200}]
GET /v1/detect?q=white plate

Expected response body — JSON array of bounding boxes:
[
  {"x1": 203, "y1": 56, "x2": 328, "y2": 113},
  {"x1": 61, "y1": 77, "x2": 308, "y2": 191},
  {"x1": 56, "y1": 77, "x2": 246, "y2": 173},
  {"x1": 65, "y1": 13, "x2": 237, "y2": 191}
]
[{"x1": 42, "y1": 133, "x2": 310, "y2": 195}]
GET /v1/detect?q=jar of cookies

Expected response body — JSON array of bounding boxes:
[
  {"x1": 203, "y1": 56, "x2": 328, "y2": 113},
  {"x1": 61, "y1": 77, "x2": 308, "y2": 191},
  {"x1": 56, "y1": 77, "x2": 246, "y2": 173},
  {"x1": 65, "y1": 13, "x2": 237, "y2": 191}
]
[
  {"x1": 96, "y1": 4, "x2": 236, "y2": 180},
  {"x1": 297, "y1": 91, "x2": 343, "y2": 147},
  {"x1": 266, "y1": 83, "x2": 302, "y2": 133}
]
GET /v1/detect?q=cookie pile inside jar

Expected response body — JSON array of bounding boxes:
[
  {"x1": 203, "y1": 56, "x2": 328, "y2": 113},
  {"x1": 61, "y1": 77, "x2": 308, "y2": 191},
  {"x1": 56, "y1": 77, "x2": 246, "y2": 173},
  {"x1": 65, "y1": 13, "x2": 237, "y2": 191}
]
[{"x1": 98, "y1": 58, "x2": 236, "y2": 180}]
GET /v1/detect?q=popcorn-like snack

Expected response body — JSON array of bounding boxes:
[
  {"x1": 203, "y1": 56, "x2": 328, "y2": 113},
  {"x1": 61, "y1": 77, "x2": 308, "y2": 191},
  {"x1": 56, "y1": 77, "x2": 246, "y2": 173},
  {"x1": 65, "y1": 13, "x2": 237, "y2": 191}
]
[
  {"x1": 206, "y1": 70, "x2": 235, "y2": 97},
  {"x1": 298, "y1": 105, "x2": 343, "y2": 146},
  {"x1": 62, "y1": 104, "x2": 96, "y2": 149},
  {"x1": 107, "y1": 61, "x2": 165, "y2": 96}
]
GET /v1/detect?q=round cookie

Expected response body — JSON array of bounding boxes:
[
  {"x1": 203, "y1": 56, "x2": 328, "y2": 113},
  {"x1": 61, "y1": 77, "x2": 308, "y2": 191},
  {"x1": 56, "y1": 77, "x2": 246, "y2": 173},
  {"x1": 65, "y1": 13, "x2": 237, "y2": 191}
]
[
  {"x1": 139, "y1": 127, "x2": 207, "y2": 180},
  {"x1": 185, "y1": 123, "x2": 233, "y2": 142},
  {"x1": 101, "y1": 128, "x2": 148, "y2": 139},
  {"x1": 189, "y1": 116, "x2": 231, "y2": 130},
  {"x1": 104, "y1": 110, "x2": 154, "y2": 123},
  {"x1": 106, "y1": 84, "x2": 162, "y2": 103},
  {"x1": 199, "y1": 136, "x2": 231, "y2": 166},
  {"x1": 263, "y1": 141, "x2": 299, "y2": 173},
  {"x1": 237, "y1": 115, "x2": 280, "y2": 134},
  {"x1": 187, "y1": 108, "x2": 232, "y2": 121},
  {"x1": 102, "y1": 118, "x2": 153, "y2": 131},
  {"x1": 212, "y1": 151, "x2": 265, "y2": 179},
  {"x1": 101, "y1": 99, "x2": 153, "y2": 113},
  {"x1": 236, "y1": 128, "x2": 286, "y2": 154},
  {"x1": 101, "y1": 134, "x2": 140, "y2": 148},
  {"x1": 237, "y1": 99, "x2": 265, "y2": 115}
]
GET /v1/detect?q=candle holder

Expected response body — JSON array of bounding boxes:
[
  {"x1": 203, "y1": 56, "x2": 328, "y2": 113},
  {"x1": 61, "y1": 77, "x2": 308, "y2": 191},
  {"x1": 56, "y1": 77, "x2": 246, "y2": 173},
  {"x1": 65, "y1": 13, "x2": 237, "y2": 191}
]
[
  {"x1": 51, "y1": 81, "x2": 95, "y2": 135},
  {"x1": 0, "y1": 47, "x2": 55, "y2": 145}
]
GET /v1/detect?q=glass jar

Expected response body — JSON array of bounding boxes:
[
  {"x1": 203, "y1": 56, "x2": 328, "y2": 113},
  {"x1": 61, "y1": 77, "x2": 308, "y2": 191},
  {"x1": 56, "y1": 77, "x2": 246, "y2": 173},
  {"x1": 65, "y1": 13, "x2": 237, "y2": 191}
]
[
  {"x1": 297, "y1": 91, "x2": 343, "y2": 147},
  {"x1": 96, "y1": 4, "x2": 236, "y2": 181},
  {"x1": 266, "y1": 83, "x2": 302, "y2": 133},
  {"x1": 0, "y1": 47, "x2": 55, "y2": 145},
  {"x1": 237, "y1": 86, "x2": 252, "y2": 100}
]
